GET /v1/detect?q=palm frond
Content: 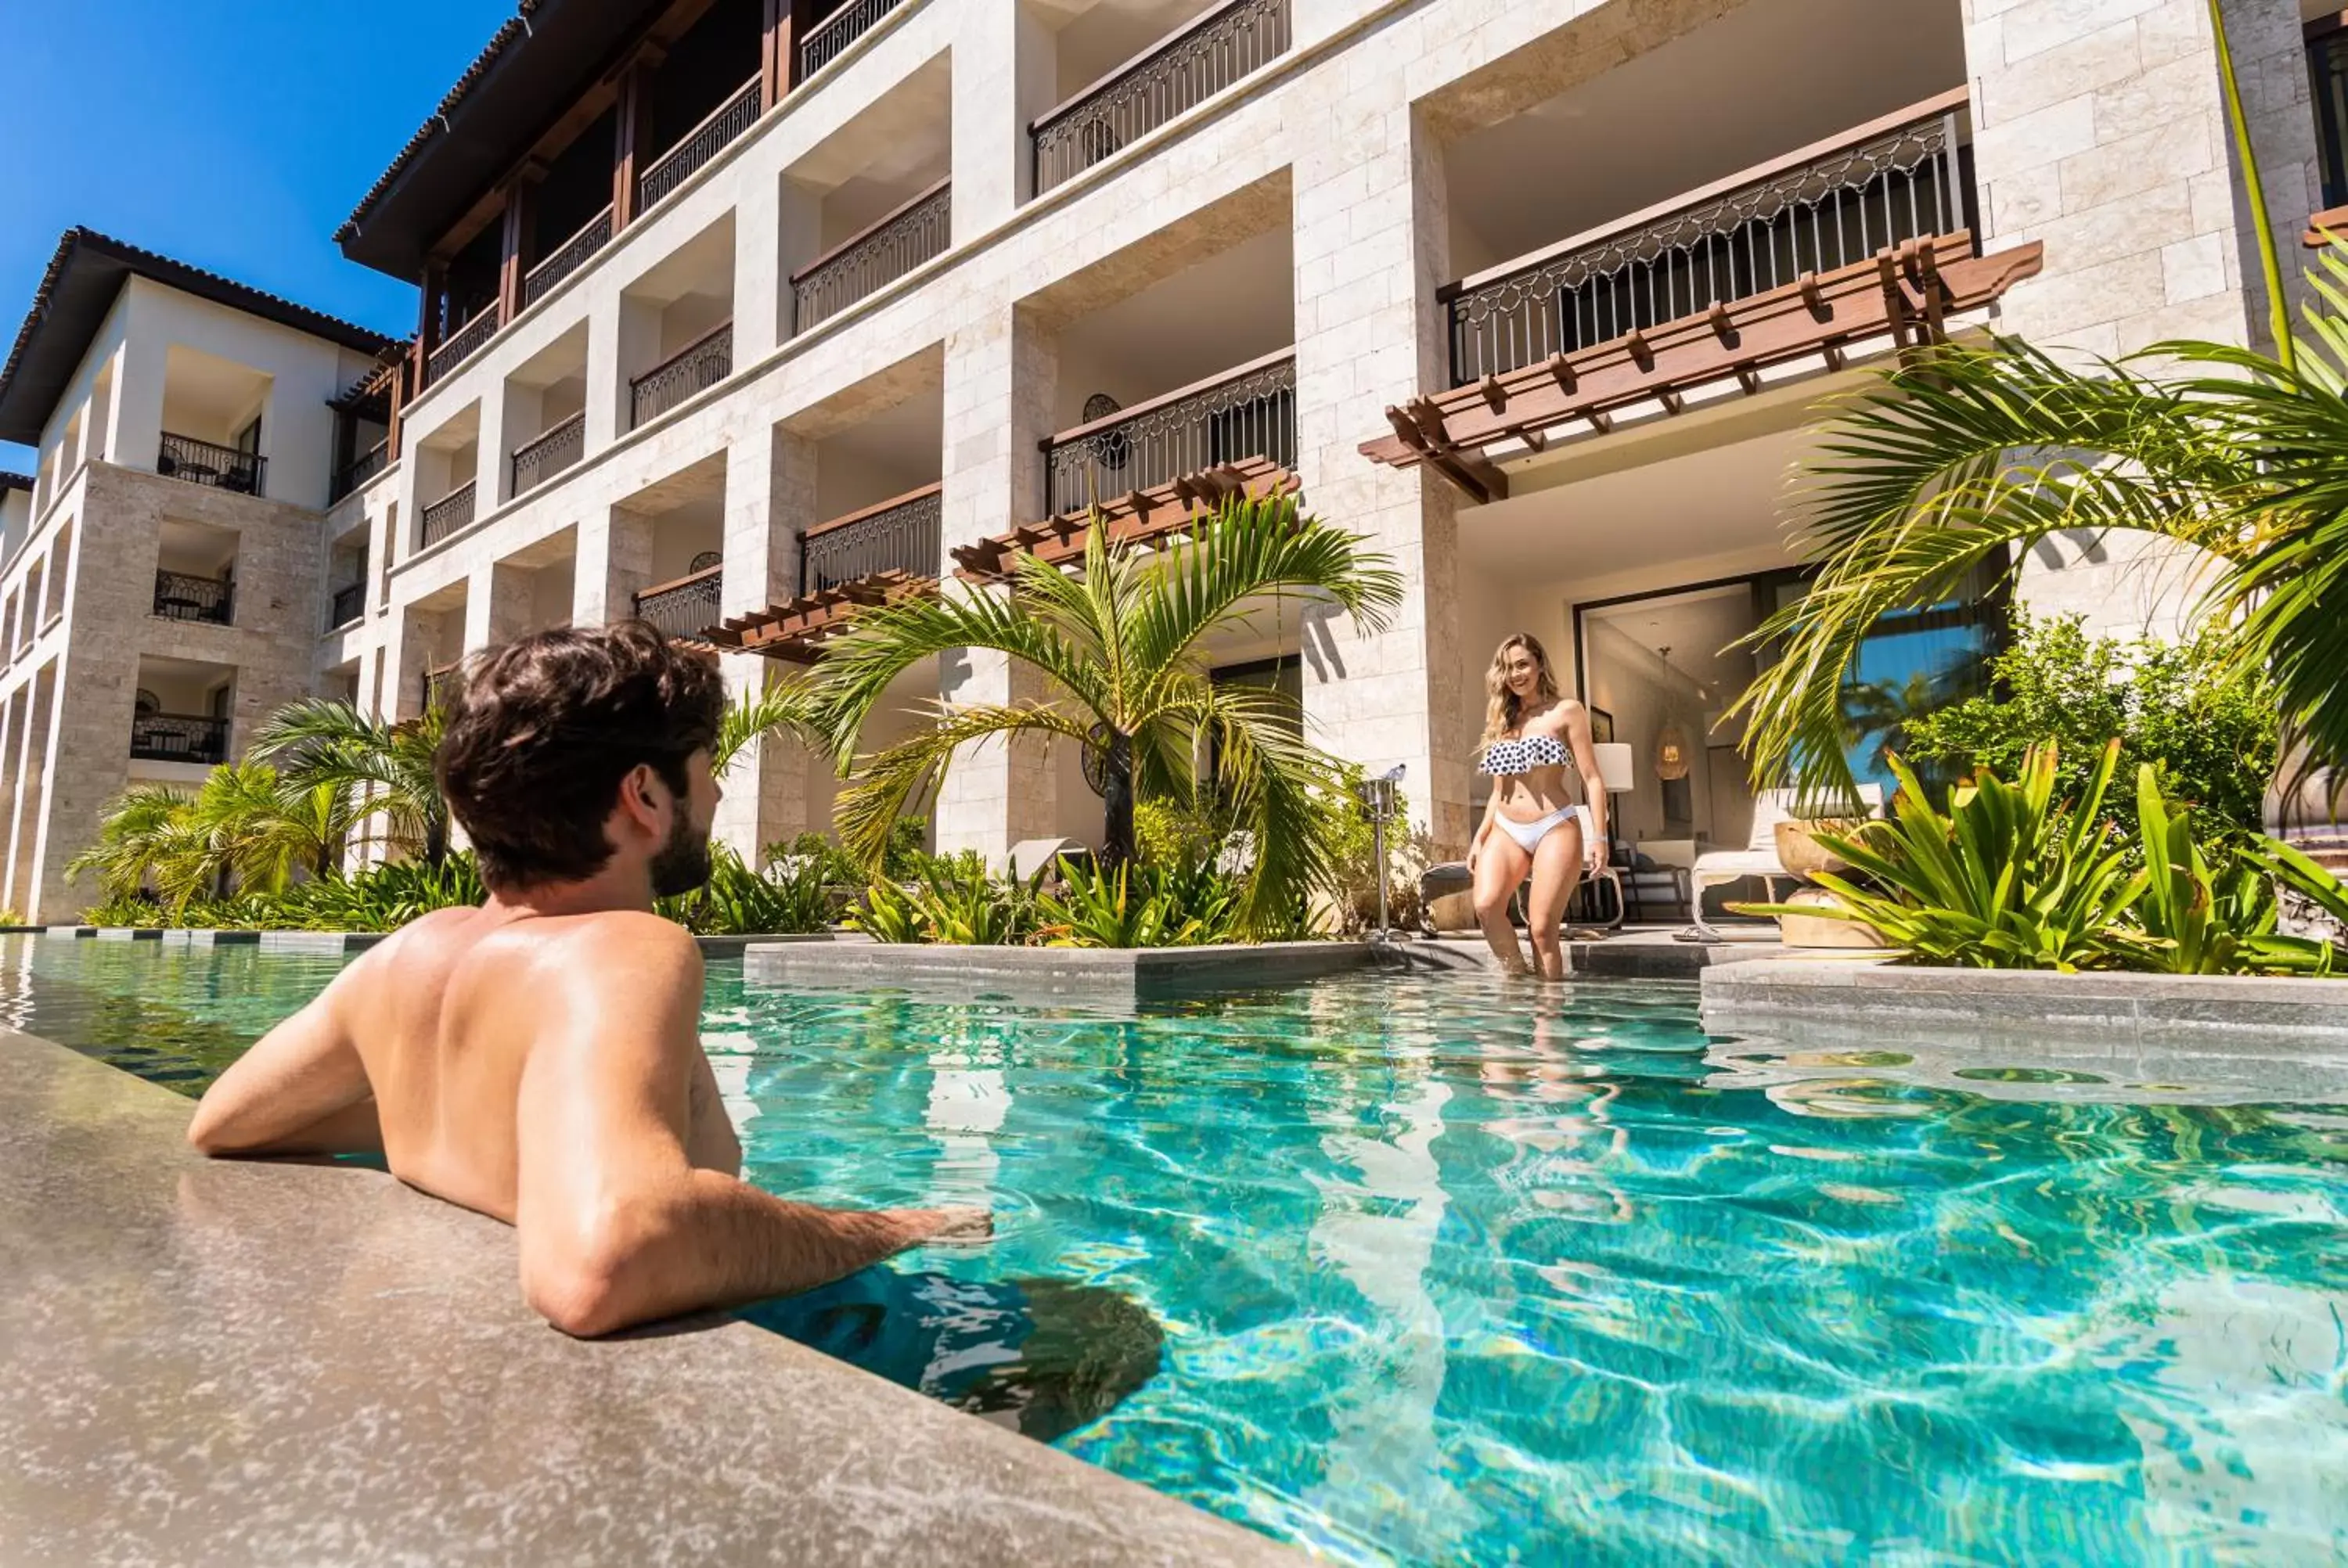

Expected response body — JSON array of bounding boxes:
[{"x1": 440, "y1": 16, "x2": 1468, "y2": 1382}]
[
  {"x1": 830, "y1": 703, "x2": 1099, "y2": 869},
  {"x1": 714, "y1": 675, "x2": 827, "y2": 777}
]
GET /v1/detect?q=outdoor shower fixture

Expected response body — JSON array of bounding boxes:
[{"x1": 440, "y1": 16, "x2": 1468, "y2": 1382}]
[{"x1": 1357, "y1": 763, "x2": 1406, "y2": 944}]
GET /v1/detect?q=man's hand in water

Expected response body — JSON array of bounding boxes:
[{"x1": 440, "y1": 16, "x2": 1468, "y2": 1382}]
[{"x1": 905, "y1": 1206, "x2": 995, "y2": 1246}]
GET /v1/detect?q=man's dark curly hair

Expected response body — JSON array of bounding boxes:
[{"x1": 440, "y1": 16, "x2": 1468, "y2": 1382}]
[{"x1": 436, "y1": 621, "x2": 726, "y2": 891}]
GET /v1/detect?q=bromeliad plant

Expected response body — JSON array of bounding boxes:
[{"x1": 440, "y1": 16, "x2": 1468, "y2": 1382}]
[
  {"x1": 1745, "y1": 742, "x2": 2348, "y2": 975},
  {"x1": 1034, "y1": 858, "x2": 1244, "y2": 949},
  {"x1": 1747, "y1": 743, "x2": 2145, "y2": 971}
]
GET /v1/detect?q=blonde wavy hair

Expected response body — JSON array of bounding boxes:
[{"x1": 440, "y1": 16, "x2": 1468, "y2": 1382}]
[{"x1": 1482, "y1": 633, "x2": 1561, "y2": 745}]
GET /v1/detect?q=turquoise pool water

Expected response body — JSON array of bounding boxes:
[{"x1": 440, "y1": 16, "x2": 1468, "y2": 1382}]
[{"x1": 5, "y1": 935, "x2": 2345, "y2": 1565}]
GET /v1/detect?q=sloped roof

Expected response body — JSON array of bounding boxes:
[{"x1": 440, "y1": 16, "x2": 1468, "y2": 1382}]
[
  {"x1": 0, "y1": 472, "x2": 32, "y2": 493},
  {"x1": 337, "y1": 0, "x2": 669, "y2": 279},
  {"x1": 0, "y1": 228, "x2": 402, "y2": 446}
]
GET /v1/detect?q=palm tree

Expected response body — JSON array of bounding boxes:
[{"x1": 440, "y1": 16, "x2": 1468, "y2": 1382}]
[
  {"x1": 712, "y1": 675, "x2": 827, "y2": 779},
  {"x1": 183, "y1": 762, "x2": 357, "y2": 893},
  {"x1": 251, "y1": 699, "x2": 451, "y2": 866},
  {"x1": 811, "y1": 495, "x2": 1404, "y2": 933},
  {"x1": 1734, "y1": 0, "x2": 2347, "y2": 809},
  {"x1": 67, "y1": 783, "x2": 202, "y2": 908}
]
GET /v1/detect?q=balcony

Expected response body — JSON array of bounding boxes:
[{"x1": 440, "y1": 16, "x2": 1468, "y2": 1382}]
[
  {"x1": 1032, "y1": 0, "x2": 1291, "y2": 196},
  {"x1": 423, "y1": 664, "x2": 459, "y2": 711},
  {"x1": 330, "y1": 438, "x2": 390, "y2": 504},
  {"x1": 152, "y1": 570, "x2": 233, "y2": 626},
  {"x1": 524, "y1": 207, "x2": 614, "y2": 308},
  {"x1": 1442, "y1": 92, "x2": 1972, "y2": 386},
  {"x1": 157, "y1": 433, "x2": 265, "y2": 498},
  {"x1": 792, "y1": 181, "x2": 951, "y2": 333},
  {"x1": 631, "y1": 323, "x2": 733, "y2": 428},
  {"x1": 510, "y1": 412, "x2": 586, "y2": 496},
  {"x1": 633, "y1": 562, "x2": 724, "y2": 641},
  {"x1": 427, "y1": 304, "x2": 499, "y2": 388},
  {"x1": 801, "y1": 483, "x2": 942, "y2": 594},
  {"x1": 801, "y1": 0, "x2": 909, "y2": 80},
  {"x1": 639, "y1": 76, "x2": 762, "y2": 215},
  {"x1": 130, "y1": 712, "x2": 228, "y2": 766},
  {"x1": 327, "y1": 581, "x2": 366, "y2": 631},
  {"x1": 420, "y1": 480, "x2": 477, "y2": 549},
  {"x1": 1042, "y1": 351, "x2": 1295, "y2": 516}
]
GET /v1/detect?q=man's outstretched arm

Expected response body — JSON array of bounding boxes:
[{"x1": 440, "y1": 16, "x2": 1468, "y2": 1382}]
[
  {"x1": 188, "y1": 951, "x2": 382, "y2": 1157},
  {"x1": 513, "y1": 915, "x2": 987, "y2": 1337}
]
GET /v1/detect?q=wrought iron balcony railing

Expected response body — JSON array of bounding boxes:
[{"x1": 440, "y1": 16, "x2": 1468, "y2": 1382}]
[
  {"x1": 423, "y1": 664, "x2": 459, "y2": 712},
  {"x1": 420, "y1": 480, "x2": 477, "y2": 549},
  {"x1": 801, "y1": 483, "x2": 942, "y2": 595},
  {"x1": 800, "y1": 0, "x2": 909, "y2": 80},
  {"x1": 1032, "y1": 0, "x2": 1290, "y2": 195},
  {"x1": 330, "y1": 438, "x2": 390, "y2": 503},
  {"x1": 792, "y1": 180, "x2": 951, "y2": 333},
  {"x1": 510, "y1": 412, "x2": 585, "y2": 495},
  {"x1": 638, "y1": 77, "x2": 762, "y2": 214},
  {"x1": 131, "y1": 712, "x2": 229, "y2": 765},
  {"x1": 157, "y1": 433, "x2": 265, "y2": 497},
  {"x1": 524, "y1": 207, "x2": 614, "y2": 308},
  {"x1": 427, "y1": 304, "x2": 499, "y2": 387},
  {"x1": 631, "y1": 323, "x2": 733, "y2": 428},
  {"x1": 1041, "y1": 351, "x2": 1295, "y2": 516},
  {"x1": 152, "y1": 570, "x2": 233, "y2": 625},
  {"x1": 1442, "y1": 90, "x2": 1974, "y2": 386},
  {"x1": 633, "y1": 564, "x2": 724, "y2": 642},
  {"x1": 328, "y1": 581, "x2": 366, "y2": 631}
]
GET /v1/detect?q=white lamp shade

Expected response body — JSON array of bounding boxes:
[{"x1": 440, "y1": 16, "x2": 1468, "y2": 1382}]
[{"x1": 1593, "y1": 742, "x2": 1634, "y2": 793}]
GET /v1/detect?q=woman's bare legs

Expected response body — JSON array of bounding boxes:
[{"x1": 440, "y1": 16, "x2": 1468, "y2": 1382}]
[
  {"x1": 1523, "y1": 820, "x2": 1586, "y2": 981},
  {"x1": 1471, "y1": 833, "x2": 1535, "y2": 974}
]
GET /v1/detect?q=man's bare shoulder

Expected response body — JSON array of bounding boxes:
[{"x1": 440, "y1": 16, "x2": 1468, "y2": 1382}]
[{"x1": 476, "y1": 909, "x2": 704, "y2": 997}]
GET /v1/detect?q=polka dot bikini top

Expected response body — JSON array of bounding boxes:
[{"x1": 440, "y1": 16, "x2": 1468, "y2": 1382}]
[{"x1": 1479, "y1": 735, "x2": 1572, "y2": 776}]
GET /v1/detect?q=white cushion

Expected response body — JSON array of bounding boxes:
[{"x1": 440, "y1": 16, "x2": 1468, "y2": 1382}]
[{"x1": 1693, "y1": 849, "x2": 1791, "y2": 879}]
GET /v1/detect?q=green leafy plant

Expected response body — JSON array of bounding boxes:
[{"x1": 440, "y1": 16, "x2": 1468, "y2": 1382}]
[
  {"x1": 2124, "y1": 766, "x2": 2332, "y2": 975},
  {"x1": 1035, "y1": 858, "x2": 1243, "y2": 948},
  {"x1": 1741, "y1": 743, "x2": 2146, "y2": 971},
  {"x1": 658, "y1": 844, "x2": 831, "y2": 936},
  {"x1": 1900, "y1": 613, "x2": 2278, "y2": 836},
  {"x1": 845, "y1": 852, "x2": 1045, "y2": 946},
  {"x1": 252, "y1": 699, "x2": 452, "y2": 866}
]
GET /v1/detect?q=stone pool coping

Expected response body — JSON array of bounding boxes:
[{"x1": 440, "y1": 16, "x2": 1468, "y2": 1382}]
[
  {"x1": 744, "y1": 933, "x2": 1383, "y2": 1001},
  {"x1": 1702, "y1": 957, "x2": 2348, "y2": 1045},
  {"x1": 0, "y1": 1027, "x2": 1295, "y2": 1566}
]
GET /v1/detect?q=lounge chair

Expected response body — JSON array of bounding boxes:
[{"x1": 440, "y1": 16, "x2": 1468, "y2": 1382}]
[{"x1": 1687, "y1": 783, "x2": 1884, "y2": 938}]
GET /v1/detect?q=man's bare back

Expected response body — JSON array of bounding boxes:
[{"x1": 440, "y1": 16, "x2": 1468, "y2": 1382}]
[{"x1": 189, "y1": 624, "x2": 989, "y2": 1336}]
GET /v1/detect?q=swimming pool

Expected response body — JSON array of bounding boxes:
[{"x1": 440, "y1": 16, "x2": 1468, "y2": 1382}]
[{"x1": 5, "y1": 934, "x2": 2344, "y2": 1564}]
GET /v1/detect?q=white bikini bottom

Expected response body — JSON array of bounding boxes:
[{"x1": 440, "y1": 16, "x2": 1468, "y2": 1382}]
[{"x1": 1493, "y1": 804, "x2": 1583, "y2": 855}]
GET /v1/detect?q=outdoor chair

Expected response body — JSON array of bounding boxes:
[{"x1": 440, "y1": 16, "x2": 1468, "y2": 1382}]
[{"x1": 1687, "y1": 783, "x2": 1884, "y2": 939}]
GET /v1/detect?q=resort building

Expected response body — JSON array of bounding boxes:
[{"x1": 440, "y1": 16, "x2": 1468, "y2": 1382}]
[
  {"x1": 0, "y1": 0, "x2": 2339, "y2": 916},
  {"x1": 0, "y1": 232, "x2": 402, "y2": 919}
]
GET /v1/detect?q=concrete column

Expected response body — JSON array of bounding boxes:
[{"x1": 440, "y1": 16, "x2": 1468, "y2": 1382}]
[
  {"x1": 1291, "y1": 85, "x2": 1475, "y2": 856},
  {"x1": 949, "y1": 2, "x2": 1056, "y2": 238},
  {"x1": 932, "y1": 305, "x2": 1061, "y2": 863},
  {"x1": 24, "y1": 660, "x2": 102, "y2": 922},
  {"x1": 475, "y1": 385, "x2": 515, "y2": 512},
  {"x1": 585, "y1": 297, "x2": 627, "y2": 453},
  {"x1": 106, "y1": 329, "x2": 167, "y2": 474},
  {"x1": 3, "y1": 670, "x2": 49, "y2": 915},
  {"x1": 711, "y1": 425, "x2": 820, "y2": 859},
  {"x1": 574, "y1": 505, "x2": 657, "y2": 626},
  {"x1": 463, "y1": 562, "x2": 537, "y2": 653},
  {"x1": 734, "y1": 173, "x2": 786, "y2": 361},
  {"x1": 384, "y1": 607, "x2": 440, "y2": 722}
]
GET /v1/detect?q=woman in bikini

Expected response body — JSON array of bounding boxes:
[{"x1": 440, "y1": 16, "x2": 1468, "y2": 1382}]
[{"x1": 1468, "y1": 633, "x2": 1608, "y2": 979}]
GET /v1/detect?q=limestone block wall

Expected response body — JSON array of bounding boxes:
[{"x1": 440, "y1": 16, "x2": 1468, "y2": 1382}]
[{"x1": 12, "y1": 463, "x2": 324, "y2": 919}]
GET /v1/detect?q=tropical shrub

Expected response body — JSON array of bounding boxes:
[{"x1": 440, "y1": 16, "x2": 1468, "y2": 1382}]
[
  {"x1": 1899, "y1": 613, "x2": 2277, "y2": 836},
  {"x1": 657, "y1": 844, "x2": 830, "y2": 937},
  {"x1": 1750, "y1": 743, "x2": 2145, "y2": 971},
  {"x1": 1035, "y1": 858, "x2": 1244, "y2": 948},
  {"x1": 844, "y1": 852, "x2": 1046, "y2": 946},
  {"x1": 1745, "y1": 743, "x2": 2348, "y2": 976}
]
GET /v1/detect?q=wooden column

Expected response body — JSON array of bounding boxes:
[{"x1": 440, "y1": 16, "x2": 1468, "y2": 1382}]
[
  {"x1": 417, "y1": 261, "x2": 447, "y2": 354},
  {"x1": 765, "y1": 0, "x2": 824, "y2": 106},
  {"x1": 387, "y1": 359, "x2": 406, "y2": 458},
  {"x1": 496, "y1": 164, "x2": 546, "y2": 323},
  {"x1": 611, "y1": 47, "x2": 664, "y2": 229}
]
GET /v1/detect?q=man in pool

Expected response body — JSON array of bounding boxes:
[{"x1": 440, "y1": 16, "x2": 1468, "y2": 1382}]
[{"x1": 186, "y1": 621, "x2": 990, "y2": 1336}]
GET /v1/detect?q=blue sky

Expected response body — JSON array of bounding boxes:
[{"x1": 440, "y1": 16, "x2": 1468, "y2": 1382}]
[{"x1": 0, "y1": 0, "x2": 514, "y2": 473}]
